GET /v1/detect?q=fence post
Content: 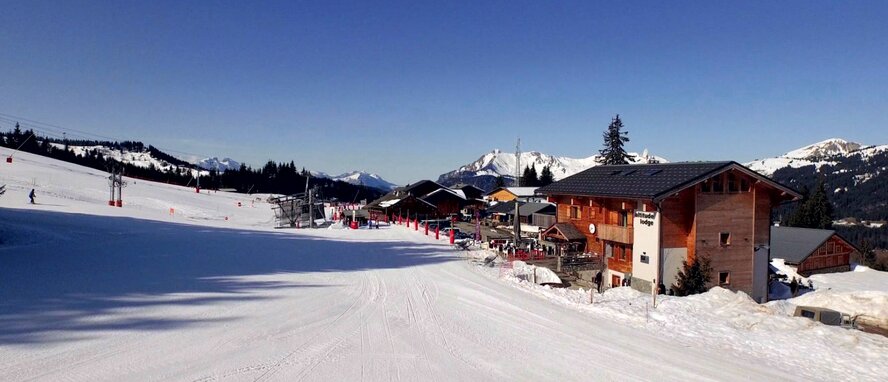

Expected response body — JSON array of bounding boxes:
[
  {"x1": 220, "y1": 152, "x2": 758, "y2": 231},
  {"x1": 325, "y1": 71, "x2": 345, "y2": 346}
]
[{"x1": 652, "y1": 278, "x2": 658, "y2": 308}]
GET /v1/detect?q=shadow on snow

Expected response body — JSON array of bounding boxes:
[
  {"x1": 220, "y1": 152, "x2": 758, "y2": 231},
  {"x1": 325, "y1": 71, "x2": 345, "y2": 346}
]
[{"x1": 0, "y1": 208, "x2": 456, "y2": 345}]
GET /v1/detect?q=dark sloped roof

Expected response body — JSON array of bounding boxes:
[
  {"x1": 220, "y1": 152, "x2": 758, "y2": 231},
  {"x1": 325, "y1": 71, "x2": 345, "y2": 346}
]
[
  {"x1": 537, "y1": 161, "x2": 800, "y2": 202},
  {"x1": 488, "y1": 201, "x2": 520, "y2": 214},
  {"x1": 770, "y1": 226, "x2": 836, "y2": 264},
  {"x1": 455, "y1": 184, "x2": 485, "y2": 200},
  {"x1": 421, "y1": 188, "x2": 466, "y2": 204},
  {"x1": 518, "y1": 202, "x2": 555, "y2": 217},
  {"x1": 401, "y1": 180, "x2": 446, "y2": 197},
  {"x1": 544, "y1": 223, "x2": 587, "y2": 241}
]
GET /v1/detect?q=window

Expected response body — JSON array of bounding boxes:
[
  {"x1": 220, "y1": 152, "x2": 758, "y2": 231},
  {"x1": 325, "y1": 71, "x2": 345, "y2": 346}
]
[
  {"x1": 712, "y1": 175, "x2": 724, "y2": 193},
  {"x1": 618, "y1": 210, "x2": 629, "y2": 227},
  {"x1": 727, "y1": 173, "x2": 738, "y2": 192},
  {"x1": 640, "y1": 253, "x2": 650, "y2": 264},
  {"x1": 719, "y1": 232, "x2": 731, "y2": 246},
  {"x1": 718, "y1": 271, "x2": 731, "y2": 285},
  {"x1": 570, "y1": 206, "x2": 581, "y2": 219},
  {"x1": 827, "y1": 241, "x2": 835, "y2": 254},
  {"x1": 618, "y1": 245, "x2": 626, "y2": 261},
  {"x1": 701, "y1": 181, "x2": 711, "y2": 193},
  {"x1": 605, "y1": 242, "x2": 613, "y2": 258},
  {"x1": 740, "y1": 178, "x2": 750, "y2": 192}
]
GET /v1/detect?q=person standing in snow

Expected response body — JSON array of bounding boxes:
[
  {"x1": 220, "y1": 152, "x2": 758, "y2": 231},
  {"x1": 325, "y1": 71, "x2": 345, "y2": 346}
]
[
  {"x1": 29, "y1": 189, "x2": 36, "y2": 204},
  {"x1": 594, "y1": 270, "x2": 603, "y2": 293}
]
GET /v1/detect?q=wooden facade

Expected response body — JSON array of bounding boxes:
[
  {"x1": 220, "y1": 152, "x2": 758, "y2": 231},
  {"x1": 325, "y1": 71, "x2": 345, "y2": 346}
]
[
  {"x1": 488, "y1": 188, "x2": 519, "y2": 202},
  {"x1": 796, "y1": 236, "x2": 855, "y2": 276},
  {"x1": 544, "y1": 166, "x2": 793, "y2": 300},
  {"x1": 549, "y1": 195, "x2": 640, "y2": 276}
]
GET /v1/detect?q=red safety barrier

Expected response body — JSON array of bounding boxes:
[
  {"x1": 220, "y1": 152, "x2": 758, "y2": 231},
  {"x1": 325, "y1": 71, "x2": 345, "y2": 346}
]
[
  {"x1": 414, "y1": 218, "x2": 418, "y2": 231},
  {"x1": 435, "y1": 226, "x2": 439, "y2": 240},
  {"x1": 449, "y1": 228, "x2": 455, "y2": 245},
  {"x1": 424, "y1": 221, "x2": 428, "y2": 236}
]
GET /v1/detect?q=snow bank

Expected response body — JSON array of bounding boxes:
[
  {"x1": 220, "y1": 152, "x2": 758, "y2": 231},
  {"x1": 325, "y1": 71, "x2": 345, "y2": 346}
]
[
  {"x1": 509, "y1": 261, "x2": 562, "y2": 285},
  {"x1": 809, "y1": 265, "x2": 888, "y2": 293},
  {"x1": 777, "y1": 291, "x2": 888, "y2": 318},
  {"x1": 471, "y1": 251, "x2": 888, "y2": 382}
]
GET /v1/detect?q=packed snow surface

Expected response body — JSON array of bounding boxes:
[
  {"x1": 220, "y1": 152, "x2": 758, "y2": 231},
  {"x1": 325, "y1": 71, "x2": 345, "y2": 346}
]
[{"x1": 1, "y1": 147, "x2": 886, "y2": 381}]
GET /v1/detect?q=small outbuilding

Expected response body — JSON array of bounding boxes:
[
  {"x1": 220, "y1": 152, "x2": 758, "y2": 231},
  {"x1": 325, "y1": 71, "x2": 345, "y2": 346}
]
[{"x1": 770, "y1": 226, "x2": 858, "y2": 276}]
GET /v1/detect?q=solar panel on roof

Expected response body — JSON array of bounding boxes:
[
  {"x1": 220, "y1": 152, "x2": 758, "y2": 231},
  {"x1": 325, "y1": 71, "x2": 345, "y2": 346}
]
[{"x1": 621, "y1": 169, "x2": 637, "y2": 176}]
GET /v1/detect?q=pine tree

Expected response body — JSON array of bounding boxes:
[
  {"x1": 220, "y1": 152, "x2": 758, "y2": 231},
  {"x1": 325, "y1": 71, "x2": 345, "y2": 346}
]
[
  {"x1": 539, "y1": 165, "x2": 554, "y2": 186},
  {"x1": 787, "y1": 180, "x2": 833, "y2": 229},
  {"x1": 809, "y1": 180, "x2": 834, "y2": 229},
  {"x1": 528, "y1": 165, "x2": 539, "y2": 187},
  {"x1": 599, "y1": 114, "x2": 633, "y2": 165},
  {"x1": 671, "y1": 254, "x2": 713, "y2": 296},
  {"x1": 521, "y1": 165, "x2": 531, "y2": 187}
]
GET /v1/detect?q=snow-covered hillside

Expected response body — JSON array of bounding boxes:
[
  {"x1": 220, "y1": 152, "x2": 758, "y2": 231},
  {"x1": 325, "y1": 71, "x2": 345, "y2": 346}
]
[
  {"x1": 1, "y1": 146, "x2": 886, "y2": 381},
  {"x1": 313, "y1": 170, "x2": 398, "y2": 191},
  {"x1": 438, "y1": 148, "x2": 666, "y2": 189},
  {"x1": 745, "y1": 138, "x2": 888, "y2": 176},
  {"x1": 196, "y1": 156, "x2": 241, "y2": 172},
  {"x1": 51, "y1": 143, "x2": 200, "y2": 174}
]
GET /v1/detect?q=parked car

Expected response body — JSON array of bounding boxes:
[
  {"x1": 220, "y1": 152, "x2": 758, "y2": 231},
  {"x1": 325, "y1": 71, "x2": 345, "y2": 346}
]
[
  {"x1": 793, "y1": 306, "x2": 849, "y2": 327},
  {"x1": 441, "y1": 227, "x2": 461, "y2": 236}
]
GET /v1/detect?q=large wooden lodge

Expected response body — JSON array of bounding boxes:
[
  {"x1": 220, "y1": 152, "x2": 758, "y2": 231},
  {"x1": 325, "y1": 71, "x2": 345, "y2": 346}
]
[{"x1": 537, "y1": 161, "x2": 801, "y2": 302}]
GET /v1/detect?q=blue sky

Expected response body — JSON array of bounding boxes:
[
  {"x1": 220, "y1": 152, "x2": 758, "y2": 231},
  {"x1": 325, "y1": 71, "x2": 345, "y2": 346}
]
[{"x1": 1, "y1": 1, "x2": 886, "y2": 184}]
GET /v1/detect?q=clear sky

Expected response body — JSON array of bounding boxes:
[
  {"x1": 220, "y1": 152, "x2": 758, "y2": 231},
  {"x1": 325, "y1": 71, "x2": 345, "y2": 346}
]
[{"x1": 1, "y1": 1, "x2": 886, "y2": 184}]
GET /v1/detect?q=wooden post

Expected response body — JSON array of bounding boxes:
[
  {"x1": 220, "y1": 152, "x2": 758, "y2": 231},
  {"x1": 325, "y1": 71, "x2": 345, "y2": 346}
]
[{"x1": 652, "y1": 278, "x2": 658, "y2": 308}]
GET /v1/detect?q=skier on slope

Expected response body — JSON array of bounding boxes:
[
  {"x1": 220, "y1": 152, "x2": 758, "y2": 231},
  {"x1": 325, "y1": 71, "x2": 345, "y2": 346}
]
[{"x1": 29, "y1": 189, "x2": 36, "y2": 204}]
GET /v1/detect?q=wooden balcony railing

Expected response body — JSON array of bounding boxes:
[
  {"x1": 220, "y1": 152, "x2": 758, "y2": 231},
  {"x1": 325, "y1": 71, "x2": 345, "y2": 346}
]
[{"x1": 597, "y1": 224, "x2": 633, "y2": 244}]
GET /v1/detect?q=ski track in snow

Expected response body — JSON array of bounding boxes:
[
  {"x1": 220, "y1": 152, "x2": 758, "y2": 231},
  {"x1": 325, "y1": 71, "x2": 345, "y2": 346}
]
[{"x1": 1, "y1": 147, "x2": 886, "y2": 381}]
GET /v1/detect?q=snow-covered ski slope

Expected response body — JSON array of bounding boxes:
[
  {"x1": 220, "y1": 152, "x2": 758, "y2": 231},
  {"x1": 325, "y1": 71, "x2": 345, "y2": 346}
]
[{"x1": 1, "y1": 147, "x2": 886, "y2": 381}]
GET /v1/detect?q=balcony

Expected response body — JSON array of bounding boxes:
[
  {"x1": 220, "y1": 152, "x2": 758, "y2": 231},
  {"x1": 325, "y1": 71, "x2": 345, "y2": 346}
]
[{"x1": 597, "y1": 224, "x2": 633, "y2": 244}]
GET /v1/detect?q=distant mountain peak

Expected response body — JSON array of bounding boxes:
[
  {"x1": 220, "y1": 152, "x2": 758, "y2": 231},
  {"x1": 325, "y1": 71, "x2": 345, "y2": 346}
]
[
  {"x1": 196, "y1": 157, "x2": 241, "y2": 172},
  {"x1": 438, "y1": 148, "x2": 667, "y2": 190},
  {"x1": 784, "y1": 138, "x2": 862, "y2": 161},
  {"x1": 312, "y1": 170, "x2": 398, "y2": 191},
  {"x1": 745, "y1": 138, "x2": 884, "y2": 176}
]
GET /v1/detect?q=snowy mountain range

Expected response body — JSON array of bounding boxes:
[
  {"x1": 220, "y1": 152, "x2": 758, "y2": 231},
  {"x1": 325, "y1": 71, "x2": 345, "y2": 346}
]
[
  {"x1": 437, "y1": 149, "x2": 666, "y2": 190},
  {"x1": 744, "y1": 138, "x2": 888, "y2": 176},
  {"x1": 52, "y1": 143, "x2": 398, "y2": 191},
  {"x1": 311, "y1": 170, "x2": 399, "y2": 191},
  {"x1": 745, "y1": 138, "x2": 888, "y2": 221},
  {"x1": 196, "y1": 157, "x2": 241, "y2": 172}
]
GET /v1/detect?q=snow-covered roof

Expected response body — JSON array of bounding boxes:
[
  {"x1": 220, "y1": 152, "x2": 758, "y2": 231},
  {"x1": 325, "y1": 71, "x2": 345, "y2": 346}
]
[
  {"x1": 379, "y1": 199, "x2": 401, "y2": 208},
  {"x1": 505, "y1": 187, "x2": 539, "y2": 197}
]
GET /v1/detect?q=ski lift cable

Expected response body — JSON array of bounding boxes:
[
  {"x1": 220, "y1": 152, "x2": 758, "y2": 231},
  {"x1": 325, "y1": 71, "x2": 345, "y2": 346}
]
[{"x1": 0, "y1": 112, "x2": 217, "y2": 165}]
